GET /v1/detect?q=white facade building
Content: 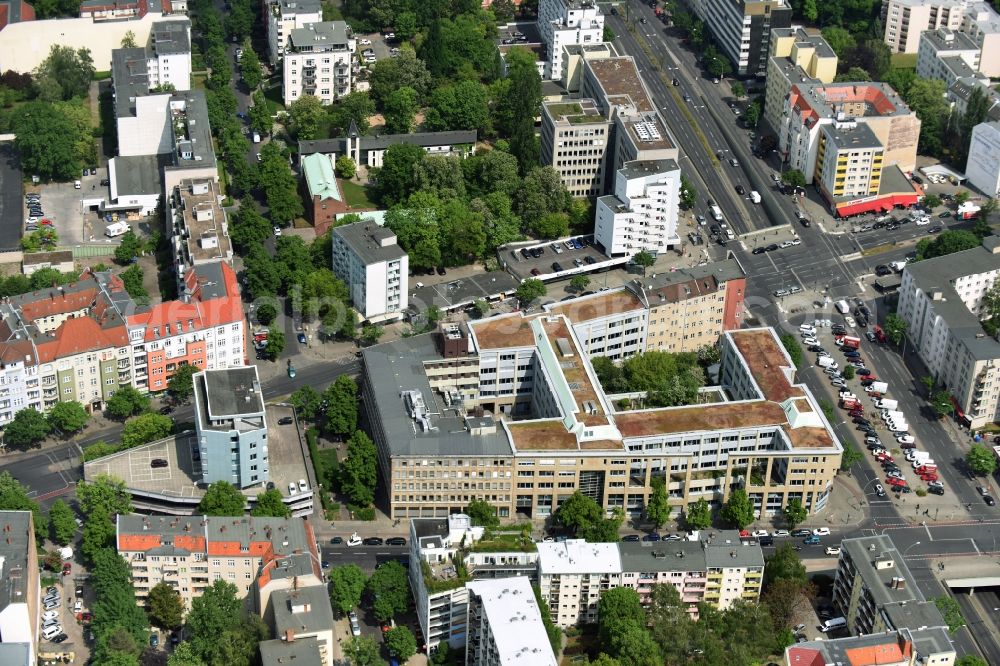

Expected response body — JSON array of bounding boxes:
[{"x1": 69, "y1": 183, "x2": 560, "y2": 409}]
[
  {"x1": 465, "y1": 578, "x2": 557, "y2": 666},
  {"x1": 537, "y1": 0, "x2": 604, "y2": 80},
  {"x1": 536, "y1": 540, "x2": 623, "y2": 627},
  {"x1": 916, "y1": 28, "x2": 984, "y2": 86},
  {"x1": 966, "y1": 121, "x2": 1000, "y2": 197},
  {"x1": 0, "y1": 512, "x2": 37, "y2": 666},
  {"x1": 282, "y1": 21, "x2": 355, "y2": 106},
  {"x1": 147, "y1": 20, "x2": 192, "y2": 91},
  {"x1": 594, "y1": 159, "x2": 681, "y2": 258},
  {"x1": 961, "y1": 1, "x2": 1000, "y2": 77},
  {"x1": 331, "y1": 221, "x2": 408, "y2": 322},
  {"x1": 881, "y1": 0, "x2": 965, "y2": 53},
  {"x1": 267, "y1": 0, "x2": 323, "y2": 63}
]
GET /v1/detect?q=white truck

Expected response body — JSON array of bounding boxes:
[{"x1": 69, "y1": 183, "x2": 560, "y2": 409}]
[
  {"x1": 749, "y1": 191, "x2": 761, "y2": 204},
  {"x1": 882, "y1": 409, "x2": 906, "y2": 423},
  {"x1": 835, "y1": 299, "x2": 850, "y2": 314},
  {"x1": 105, "y1": 221, "x2": 130, "y2": 238},
  {"x1": 818, "y1": 356, "x2": 836, "y2": 368},
  {"x1": 909, "y1": 451, "x2": 931, "y2": 463},
  {"x1": 867, "y1": 381, "x2": 889, "y2": 394},
  {"x1": 889, "y1": 260, "x2": 907, "y2": 272},
  {"x1": 876, "y1": 398, "x2": 898, "y2": 410},
  {"x1": 710, "y1": 205, "x2": 724, "y2": 221}
]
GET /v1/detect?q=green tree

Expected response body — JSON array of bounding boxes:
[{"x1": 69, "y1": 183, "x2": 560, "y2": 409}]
[
  {"x1": 264, "y1": 329, "x2": 286, "y2": 360},
  {"x1": 844, "y1": 38, "x2": 891, "y2": 80},
  {"x1": 12, "y1": 102, "x2": 84, "y2": 181},
  {"x1": 106, "y1": 386, "x2": 150, "y2": 420},
  {"x1": 555, "y1": 491, "x2": 602, "y2": 535},
  {"x1": 184, "y1": 580, "x2": 244, "y2": 661},
  {"x1": 366, "y1": 561, "x2": 410, "y2": 621},
  {"x1": 923, "y1": 193, "x2": 942, "y2": 209},
  {"x1": 473, "y1": 298, "x2": 490, "y2": 318},
  {"x1": 376, "y1": 143, "x2": 426, "y2": 206},
  {"x1": 384, "y1": 86, "x2": 419, "y2": 134},
  {"x1": 504, "y1": 47, "x2": 543, "y2": 173},
  {"x1": 931, "y1": 389, "x2": 955, "y2": 418},
  {"x1": 255, "y1": 302, "x2": 277, "y2": 326},
  {"x1": 515, "y1": 278, "x2": 546, "y2": 305},
  {"x1": 78, "y1": 474, "x2": 132, "y2": 518},
  {"x1": 966, "y1": 443, "x2": 998, "y2": 476},
  {"x1": 425, "y1": 80, "x2": 492, "y2": 134},
  {"x1": 632, "y1": 251, "x2": 655, "y2": 272},
  {"x1": 287, "y1": 95, "x2": 329, "y2": 140},
  {"x1": 340, "y1": 430, "x2": 378, "y2": 506},
  {"x1": 167, "y1": 364, "x2": 198, "y2": 401},
  {"x1": 3, "y1": 407, "x2": 51, "y2": 448},
  {"x1": 955, "y1": 191, "x2": 971, "y2": 206},
  {"x1": 167, "y1": 643, "x2": 206, "y2": 666},
  {"x1": 570, "y1": 275, "x2": 591, "y2": 292},
  {"x1": 33, "y1": 45, "x2": 94, "y2": 101},
  {"x1": 47, "y1": 400, "x2": 89, "y2": 434},
  {"x1": 121, "y1": 412, "x2": 173, "y2": 448},
  {"x1": 821, "y1": 26, "x2": 856, "y2": 57},
  {"x1": 120, "y1": 264, "x2": 148, "y2": 305},
  {"x1": 114, "y1": 230, "x2": 142, "y2": 264},
  {"x1": 955, "y1": 656, "x2": 988, "y2": 666},
  {"x1": 779, "y1": 333, "x2": 803, "y2": 367},
  {"x1": 335, "y1": 155, "x2": 356, "y2": 179},
  {"x1": 730, "y1": 81, "x2": 746, "y2": 99},
  {"x1": 197, "y1": 481, "x2": 246, "y2": 516},
  {"x1": 47, "y1": 498, "x2": 77, "y2": 545},
  {"x1": 935, "y1": 595, "x2": 965, "y2": 633},
  {"x1": 148, "y1": 582, "x2": 184, "y2": 630},
  {"x1": 342, "y1": 636, "x2": 380, "y2": 666},
  {"x1": 0, "y1": 472, "x2": 46, "y2": 540},
  {"x1": 361, "y1": 325, "x2": 383, "y2": 345},
  {"x1": 904, "y1": 78, "x2": 950, "y2": 155},
  {"x1": 328, "y1": 564, "x2": 367, "y2": 615},
  {"x1": 328, "y1": 92, "x2": 377, "y2": 136},
  {"x1": 744, "y1": 99, "x2": 762, "y2": 128},
  {"x1": 532, "y1": 211, "x2": 569, "y2": 239},
  {"x1": 259, "y1": 143, "x2": 304, "y2": 223},
  {"x1": 290, "y1": 386, "x2": 323, "y2": 421},
  {"x1": 251, "y1": 489, "x2": 291, "y2": 518},
  {"x1": 120, "y1": 30, "x2": 137, "y2": 48},
  {"x1": 764, "y1": 542, "x2": 808, "y2": 587},
  {"x1": 20, "y1": 227, "x2": 59, "y2": 252},
  {"x1": 324, "y1": 375, "x2": 359, "y2": 436},
  {"x1": 368, "y1": 50, "x2": 432, "y2": 109},
  {"x1": 465, "y1": 498, "x2": 500, "y2": 529},
  {"x1": 599, "y1": 587, "x2": 646, "y2": 644},
  {"x1": 842, "y1": 365, "x2": 856, "y2": 380},
  {"x1": 646, "y1": 478, "x2": 671, "y2": 530},
  {"x1": 679, "y1": 174, "x2": 697, "y2": 209},
  {"x1": 385, "y1": 626, "x2": 417, "y2": 661},
  {"x1": 515, "y1": 166, "x2": 570, "y2": 229},
  {"x1": 720, "y1": 489, "x2": 755, "y2": 529},
  {"x1": 239, "y1": 42, "x2": 263, "y2": 90},
  {"x1": 884, "y1": 312, "x2": 908, "y2": 345},
  {"x1": 248, "y1": 89, "x2": 272, "y2": 136},
  {"x1": 783, "y1": 498, "x2": 807, "y2": 530},
  {"x1": 781, "y1": 169, "x2": 807, "y2": 188},
  {"x1": 228, "y1": 200, "x2": 271, "y2": 252}
]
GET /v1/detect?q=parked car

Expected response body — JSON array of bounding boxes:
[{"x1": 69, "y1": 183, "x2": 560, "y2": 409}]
[
  {"x1": 804, "y1": 536, "x2": 821, "y2": 545},
  {"x1": 277, "y1": 416, "x2": 294, "y2": 425},
  {"x1": 386, "y1": 537, "x2": 406, "y2": 546},
  {"x1": 364, "y1": 537, "x2": 384, "y2": 546}
]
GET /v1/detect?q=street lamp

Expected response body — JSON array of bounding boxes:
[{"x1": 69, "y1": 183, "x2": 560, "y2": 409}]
[{"x1": 902, "y1": 541, "x2": 922, "y2": 558}]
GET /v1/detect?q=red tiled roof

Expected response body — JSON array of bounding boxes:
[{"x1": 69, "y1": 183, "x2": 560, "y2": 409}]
[
  {"x1": 207, "y1": 540, "x2": 274, "y2": 557},
  {"x1": 786, "y1": 647, "x2": 826, "y2": 666},
  {"x1": 19, "y1": 288, "x2": 98, "y2": 323},
  {"x1": 36, "y1": 315, "x2": 129, "y2": 362},
  {"x1": 118, "y1": 533, "x2": 163, "y2": 551},
  {"x1": 129, "y1": 264, "x2": 243, "y2": 340},
  {"x1": 845, "y1": 643, "x2": 906, "y2": 666}
]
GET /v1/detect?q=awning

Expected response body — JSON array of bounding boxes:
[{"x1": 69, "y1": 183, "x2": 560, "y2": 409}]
[
  {"x1": 950, "y1": 396, "x2": 971, "y2": 425},
  {"x1": 834, "y1": 191, "x2": 921, "y2": 218}
]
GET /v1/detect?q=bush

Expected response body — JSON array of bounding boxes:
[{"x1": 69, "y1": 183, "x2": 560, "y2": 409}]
[
  {"x1": 915, "y1": 488, "x2": 927, "y2": 497},
  {"x1": 348, "y1": 504, "x2": 375, "y2": 521}
]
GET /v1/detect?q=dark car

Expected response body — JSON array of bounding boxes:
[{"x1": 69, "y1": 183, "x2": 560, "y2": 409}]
[
  {"x1": 672, "y1": 78, "x2": 679, "y2": 86},
  {"x1": 986, "y1": 495, "x2": 996, "y2": 506},
  {"x1": 159, "y1": 404, "x2": 173, "y2": 414},
  {"x1": 808, "y1": 345, "x2": 824, "y2": 352},
  {"x1": 277, "y1": 416, "x2": 294, "y2": 425},
  {"x1": 552, "y1": 262, "x2": 563, "y2": 272},
  {"x1": 530, "y1": 268, "x2": 541, "y2": 276},
  {"x1": 857, "y1": 368, "x2": 873, "y2": 376},
  {"x1": 759, "y1": 535, "x2": 774, "y2": 546},
  {"x1": 520, "y1": 248, "x2": 530, "y2": 259},
  {"x1": 322, "y1": 560, "x2": 331, "y2": 569},
  {"x1": 298, "y1": 332, "x2": 307, "y2": 344},
  {"x1": 622, "y1": 534, "x2": 641, "y2": 542},
  {"x1": 331, "y1": 536, "x2": 343, "y2": 544},
  {"x1": 52, "y1": 634, "x2": 69, "y2": 644},
  {"x1": 939, "y1": 211, "x2": 952, "y2": 218},
  {"x1": 150, "y1": 634, "x2": 159, "y2": 648},
  {"x1": 873, "y1": 221, "x2": 886, "y2": 230},
  {"x1": 584, "y1": 256, "x2": 596, "y2": 265},
  {"x1": 100, "y1": 178, "x2": 110, "y2": 186},
  {"x1": 436, "y1": 266, "x2": 446, "y2": 275},
  {"x1": 912, "y1": 175, "x2": 923, "y2": 184},
  {"x1": 844, "y1": 350, "x2": 861, "y2": 358},
  {"x1": 364, "y1": 537, "x2": 384, "y2": 546},
  {"x1": 928, "y1": 226, "x2": 943, "y2": 233},
  {"x1": 791, "y1": 529, "x2": 812, "y2": 537},
  {"x1": 928, "y1": 485, "x2": 945, "y2": 495},
  {"x1": 766, "y1": 243, "x2": 779, "y2": 252},
  {"x1": 753, "y1": 246, "x2": 766, "y2": 255},
  {"x1": 642, "y1": 533, "x2": 661, "y2": 542},
  {"x1": 875, "y1": 265, "x2": 892, "y2": 276},
  {"x1": 386, "y1": 537, "x2": 407, "y2": 546},
  {"x1": 735, "y1": 185, "x2": 746, "y2": 195},
  {"x1": 150, "y1": 459, "x2": 168, "y2": 468}
]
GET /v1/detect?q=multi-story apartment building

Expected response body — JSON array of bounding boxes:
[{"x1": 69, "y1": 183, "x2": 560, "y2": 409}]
[
  {"x1": 948, "y1": 76, "x2": 1000, "y2": 120},
  {"x1": 543, "y1": 258, "x2": 745, "y2": 359},
  {"x1": 192, "y1": 366, "x2": 267, "y2": 490},
  {"x1": 966, "y1": 121, "x2": 1000, "y2": 197},
  {"x1": 281, "y1": 21, "x2": 354, "y2": 106},
  {"x1": 594, "y1": 159, "x2": 681, "y2": 258},
  {"x1": 881, "y1": 0, "x2": 965, "y2": 53},
  {"x1": 690, "y1": 0, "x2": 792, "y2": 77},
  {"x1": 916, "y1": 28, "x2": 985, "y2": 87},
  {"x1": 266, "y1": 0, "x2": 322, "y2": 63},
  {"x1": 146, "y1": 19, "x2": 192, "y2": 91},
  {"x1": 168, "y1": 178, "x2": 233, "y2": 280},
  {"x1": 269, "y1": 585, "x2": 334, "y2": 666},
  {"x1": 833, "y1": 535, "x2": 946, "y2": 636},
  {"x1": 537, "y1": 0, "x2": 603, "y2": 80},
  {"x1": 537, "y1": 540, "x2": 621, "y2": 626},
  {"x1": 331, "y1": 221, "x2": 408, "y2": 323},
  {"x1": 259, "y1": 637, "x2": 324, "y2": 666},
  {"x1": 256, "y1": 552, "x2": 325, "y2": 622},
  {"x1": 778, "y1": 82, "x2": 922, "y2": 217},
  {"x1": 540, "y1": 98, "x2": 611, "y2": 198},
  {"x1": 814, "y1": 122, "x2": 885, "y2": 201},
  {"x1": 960, "y1": 1, "x2": 1000, "y2": 77},
  {"x1": 581, "y1": 56, "x2": 679, "y2": 175},
  {"x1": 465, "y1": 577, "x2": 557, "y2": 666},
  {"x1": 0, "y1": 512, "x2": 38, "y2": 666},
  {"x1": 896, "y1": 236, "x2": 1000, "y2": 429},
  {"x1": 764, "y1": 27, "x2": 837, "y2": 133},
  {"x1": 116, "y1": 514, "x2": 320, "y2": 611},
  {"x1": 362, "y1": 314, "x2": 842, "y2": 524},
  {"x1": 787, "y1": 628, "x2": 956, "y2": 666}
]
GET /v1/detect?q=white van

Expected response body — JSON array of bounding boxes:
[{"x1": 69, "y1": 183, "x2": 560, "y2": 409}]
[
  {"x1": 749, "y1": 191, "x2": 761, "y2": 204},
  {"x1": 799, "y1": 324, "x2": 816, "y2": 336},
  {"x1": 710, "y1": 205, "x2": 724, "y2": 221},
  {"x1": 821, "y1": 617, "x2": 847, "y2": 632},
  {"x1": 835, "y1": 300, "x2": 850, "y2": 314},
  {"x1": 42, "y1": 624, "x2": 62, "y2": 640}
]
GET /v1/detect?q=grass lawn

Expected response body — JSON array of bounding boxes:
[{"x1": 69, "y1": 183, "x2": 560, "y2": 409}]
[
  {"x1": 341, "y1": 179, "x2": 376, "y2": 209},
  {"x1": 263, "y1": 82, "x2": 286, "y2": 116},
  {"x1": 561, "y1": 631, "x2": 600, "y2": 666},
  {"x1": 192, "y1": 73, "x2": 208, "y2": 90},
  {"x1": 891, "y1": 53, "x2": 917, "y2": 69}
]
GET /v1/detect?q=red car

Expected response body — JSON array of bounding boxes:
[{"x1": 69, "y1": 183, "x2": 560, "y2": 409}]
[
  {"x1": 886, "y1": 477, "x2": 906, "y2": 487},
  {"x1": 920, "y1": 473, "x2": 939, "y2": 482}
]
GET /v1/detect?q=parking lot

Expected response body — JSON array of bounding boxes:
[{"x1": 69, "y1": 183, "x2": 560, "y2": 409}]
[
  {"x1": 505, "y1": 236, "x2": 616, "y2": 281},
  {"x1": 39, "y1": 569, "x2": 90, "y2": 662},
  {"x1": 356, "y1": 31, "x2": 398, "y2": 69},
  {"x1": 25, "y1": 175, "x2": 100, "y2": 246}
]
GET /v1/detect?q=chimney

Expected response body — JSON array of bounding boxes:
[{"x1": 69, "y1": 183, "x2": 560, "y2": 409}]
[{"x1": 284, "y1": 629, "x2": 295, "y2": 642}]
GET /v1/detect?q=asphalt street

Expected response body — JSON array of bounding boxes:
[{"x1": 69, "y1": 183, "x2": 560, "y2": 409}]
[{"x1": 320, "y1": 543, "x2": 409, "y2": 573}]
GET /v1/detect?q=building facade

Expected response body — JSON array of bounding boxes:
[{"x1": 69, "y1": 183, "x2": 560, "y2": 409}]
[
  {"x1": 193, "y1": 366, "x2": 268, "y2": 490},
  {"x1": 881, "y1": 0, "x2": 965, "y2": 53},
  {"x1": 814, "y1": 122, "x2": 885, "y2": 201},
  {"x1": 0, "y1": 512, "x2": 38, "y2": 665},
  {"x1": 537, "y1": 0, "x2": 604, "y2": 80},
  {"x1": 787, "y1": 628, "x2": 956, "y2": 666},
  {"x1": 537, "y1": 540, "x2": 621, "y2": 626},
  {"x1": 266, "y1": 0, "x2": 322, "y2": 63},
  {"x1": 594, "y1": 159, "x2": 681, "y2": 258},
  {"x1": 331, "y1": 221, "x2": 408, "y2": 322},
  {"x1": 540, "y1": 98, "x2": 611, "y2": 198},
  {"x1": 764, "y1": 27, "x2": 838, "y2": 134},
  {"x1": 966, "y1": 121, "x2": 1000, "y2": 197},
  {"x1": 146, "y1": 19, "x2": 192, "y2": 91},
  {"x1": 281, "y1": 21, "x2": 354, "y2": 106},
  {"x1": 169, "y1": 178, "x2": 233, "y2": 278},
  {"x1": 690, "y1": 0, "x2": 792, "y2": 76},
  {"x1": 116, "y1": 515, "x2": 320, "y2": 611},
  {"x1": 300, "y1": 153, "x2": 348, "y2": 236},
  {"x1": 896, "y1": 237, "x2": 1000, "y2": 429},
  {"x1": 960, "y1": 1, "x2": 1000, "y2": 77},
  {"x1": 915, "y1": 28, "x2": 984, "y2": 87},
  {"x1": 299, "y1": 125, "x2": 477, "y2": 169}
]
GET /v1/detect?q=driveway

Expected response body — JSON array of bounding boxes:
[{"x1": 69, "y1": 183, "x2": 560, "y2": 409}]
[
  {"x1": 31, "y1": 179, "x2": 87, "y2": 246},
  {"x1": 0, "y1": 142, "x2": 22, "y2": 250}
]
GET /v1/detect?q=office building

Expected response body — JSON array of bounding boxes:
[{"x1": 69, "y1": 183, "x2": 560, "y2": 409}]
[
  {"x1": 764, "y1": 27, "x2": 838, "y2": 133},
  {"x1": 465, "y1": 577, "x2": 557, "y2": 666},
  {"x1": 169, "y1": 178, "x2": 233, "y2": 279},
  {"x1": 331, "y1": 221, "x2": 408, "y2": 322},
  {"x1": 881, "y1": 0, "x2": 965, "y2": 53},
  {"x1": 116, "y1": 514, "x2": 321, "y2": 610},
  {"x1": 281, "y1": 21, "x2": 355, "y2": 106},
  {"x1": 299, "y1": 123, "x2": 477, "y2": 169},
  {"x1": 787, "y1": 628, "x2": 956, "y2": 666},
  {"x1": 594, "y1": 159, "x2": 681, "y2": 258},
  {"x1": 897, "y1": 236, "x2": 1000, "y2": 429},
  {"x1": 362, "y1": 316, "x2": 842, "y2": 524},
  {"x1": 192, "y1": 366, "x2": 267, "y2": 490},
  {"x1": 778, "y1": 82, "x2": 922, "y2": 217},
  {"x1": 832, "y1": 535, "x2": 946, "y2": 635},
  {"x1": 916, "y1": 28, "x2": 985, "y2": 87},
  {"x1": 301, "y1": 153, "x2": 348, "y2": 236},
  {"x1": 266, "y1": 0, "x2": 323, "y2": 63},
  {"x1": 537, "y1": 0, "x2": 604, "y2": 80},
  {"x1": 960, "y1": 1, "x2": 1000, "y2": 77},
  {"x1": 690, "y1": 0, "x2": 792, "y2": 77},
  {"x1": 540, "y1": 98, "x2": 611, "y2": 198},
  {"x1": 967, "y1": 121, "x2": 1000, "y2": 196},
  {"x1": 0, "y1": 512, "x2": 38, "y2": 666}
]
